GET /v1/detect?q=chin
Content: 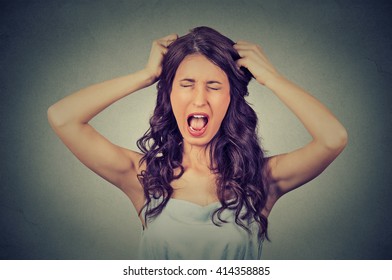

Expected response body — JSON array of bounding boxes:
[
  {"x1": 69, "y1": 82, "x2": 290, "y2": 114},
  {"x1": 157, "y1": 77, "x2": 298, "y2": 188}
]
[{"x1": 181, "y1": 132, "x2": 215, "y2": 148}]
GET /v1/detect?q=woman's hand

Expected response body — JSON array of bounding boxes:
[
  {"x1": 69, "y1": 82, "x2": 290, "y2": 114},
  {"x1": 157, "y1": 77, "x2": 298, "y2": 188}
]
[
  {"x1": 144, "y1": 34, "x2": 178, "y2": 84},
  {"x1": 234, "y1": 41, "x2": 281, "y2": 86}
]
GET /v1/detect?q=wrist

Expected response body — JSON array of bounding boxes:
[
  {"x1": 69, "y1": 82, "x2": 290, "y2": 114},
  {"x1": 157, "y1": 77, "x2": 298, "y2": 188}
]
[
  {"x1": 263, "y1": 73, "x2": 287, "y2": 90},
  {"x1": 139, "y1": 68, "x2": 158, "y2": 87}
]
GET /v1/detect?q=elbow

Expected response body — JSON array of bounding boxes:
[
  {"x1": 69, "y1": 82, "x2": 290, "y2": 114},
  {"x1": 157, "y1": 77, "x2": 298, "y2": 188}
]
[
  {"x1": 323, "y1": 126, "x2": 348, "y2": 153},
  {"x1": 47, "y1": 104, "x2": 67, "y2": 129},
  {"x1": 47, "y1": 105, "x2": 55, "y2": 127}
]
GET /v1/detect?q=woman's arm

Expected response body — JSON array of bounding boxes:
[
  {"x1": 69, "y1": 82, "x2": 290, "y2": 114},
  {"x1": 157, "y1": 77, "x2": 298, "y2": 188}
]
[
  {"x1": 234, "y1": 41, "x2": 348, "y2": 201},
  {"x1": 47, "y1": 34, "x2": 178, "y2": 213}
]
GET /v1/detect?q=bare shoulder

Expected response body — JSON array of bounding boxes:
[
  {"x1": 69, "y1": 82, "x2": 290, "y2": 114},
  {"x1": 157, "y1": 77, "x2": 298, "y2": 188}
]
[{"x1": 261, "y1": 136, "x2": 347, "y2": 217}]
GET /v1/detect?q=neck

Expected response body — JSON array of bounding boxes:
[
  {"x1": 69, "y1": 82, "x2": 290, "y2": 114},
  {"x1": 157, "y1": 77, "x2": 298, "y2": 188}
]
[{"x1": 182, "y1": 142, "x2": 212, "y2": 171}]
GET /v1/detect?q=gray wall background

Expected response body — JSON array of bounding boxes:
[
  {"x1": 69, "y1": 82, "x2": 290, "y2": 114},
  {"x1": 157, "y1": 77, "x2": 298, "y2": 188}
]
[{"x1": 1, "y1": 0, "x2": 391, "y2": 259}]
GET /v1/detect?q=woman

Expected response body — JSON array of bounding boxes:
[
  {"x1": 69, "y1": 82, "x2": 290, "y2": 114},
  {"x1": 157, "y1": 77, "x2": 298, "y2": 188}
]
[{"x1": 47, "y1": 27, "x2": 348, "y2": 259}]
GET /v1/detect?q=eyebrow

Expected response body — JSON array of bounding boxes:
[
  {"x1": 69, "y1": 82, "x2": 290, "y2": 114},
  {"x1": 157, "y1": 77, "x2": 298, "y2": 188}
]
[{"x1": 179, "y1": 78, "x2": 222, "y2": 85}]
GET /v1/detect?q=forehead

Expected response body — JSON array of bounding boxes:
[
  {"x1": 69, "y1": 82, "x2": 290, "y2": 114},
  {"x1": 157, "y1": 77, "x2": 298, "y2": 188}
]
[{"x1": 174, "y1": 54, "x2": 228, "y2": 82}]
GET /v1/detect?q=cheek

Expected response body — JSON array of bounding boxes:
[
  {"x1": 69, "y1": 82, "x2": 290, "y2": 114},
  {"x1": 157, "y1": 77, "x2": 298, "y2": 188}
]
[
  {"x1": 170, "y1": 90, "x2": 186, "y2": 121},
  {"x1": 169, "y1": 92, "x2": 176, "y2": 111},
  {"x1": 215, "y1": 93, "x2": 231, "y2": 119}
]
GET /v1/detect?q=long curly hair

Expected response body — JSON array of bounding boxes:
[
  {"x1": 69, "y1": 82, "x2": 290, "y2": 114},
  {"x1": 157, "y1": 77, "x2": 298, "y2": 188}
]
[{"x1": 137, "y1": 26, "x2": 269, "y2": 240}]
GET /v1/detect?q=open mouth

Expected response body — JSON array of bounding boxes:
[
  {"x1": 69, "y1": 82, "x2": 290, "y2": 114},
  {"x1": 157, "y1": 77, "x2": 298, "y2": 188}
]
[{"x1": 187, "y1": 113, "x2": 209, "y2": 134}]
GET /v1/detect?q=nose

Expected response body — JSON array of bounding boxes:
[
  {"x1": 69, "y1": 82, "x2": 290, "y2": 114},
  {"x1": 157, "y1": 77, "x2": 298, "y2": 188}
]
[{"x1": 192, "y1": 85, "x2": 207, "y2": 107}]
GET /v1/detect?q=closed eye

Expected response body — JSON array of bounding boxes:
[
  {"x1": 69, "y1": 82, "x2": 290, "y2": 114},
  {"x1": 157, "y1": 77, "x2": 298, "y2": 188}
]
[
  {"x1": 207, "y1": 81, "x2": 222, "y2": 91},
  {"x1": 180, "y1": 78, "x2": 195, "y2": 88}
]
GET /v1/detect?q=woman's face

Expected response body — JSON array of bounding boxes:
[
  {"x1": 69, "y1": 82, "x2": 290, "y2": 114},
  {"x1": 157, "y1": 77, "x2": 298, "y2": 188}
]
[{"x1": 170, "y1": 54, "x2": 231, "y2": 148}]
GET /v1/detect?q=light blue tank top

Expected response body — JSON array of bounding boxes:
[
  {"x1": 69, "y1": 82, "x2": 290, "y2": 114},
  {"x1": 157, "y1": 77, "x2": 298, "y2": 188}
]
[{"x1": 138, "y1": 197, "x2": 262, "y2": 260}]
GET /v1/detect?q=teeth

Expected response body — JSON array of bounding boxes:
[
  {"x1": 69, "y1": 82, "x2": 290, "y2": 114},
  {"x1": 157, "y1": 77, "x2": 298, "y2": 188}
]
[{"x1": 188, "y1": 114, "x2": 208, "y2": 131}]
